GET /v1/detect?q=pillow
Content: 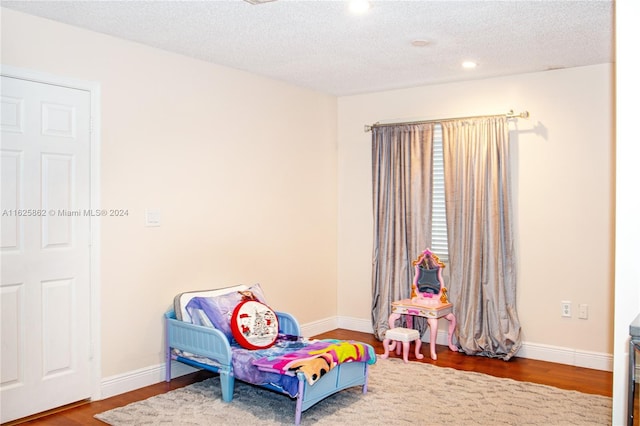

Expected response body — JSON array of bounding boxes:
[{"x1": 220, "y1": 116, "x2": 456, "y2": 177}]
[
  {"x1": 175, "y1": 284, "x2": 255, "y2": 322},
  {"x1": 190, "y1": 308, "x2": 214, "y2": 327},
  {"x1": 230, "y1": 300, "x2": 279, "y2": 350},
  {"x1": 184, "y1": 283, "x2": 268, "y2": 341}
]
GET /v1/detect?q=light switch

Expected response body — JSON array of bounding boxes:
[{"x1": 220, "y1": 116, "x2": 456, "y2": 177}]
[
  {"x1": 145, "y1": 209, "x2": 161, "y2": 227},
  {"x1": 578, "y1": 304, "x2": 589, "y2": 319}
]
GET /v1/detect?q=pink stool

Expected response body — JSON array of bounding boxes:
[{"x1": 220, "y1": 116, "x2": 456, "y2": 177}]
[{"x1": 380, "y1": 327, "x2": 424, "y2": 363}]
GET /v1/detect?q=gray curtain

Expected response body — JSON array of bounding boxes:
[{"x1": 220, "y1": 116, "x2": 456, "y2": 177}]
[
  {"x1": 441, "y1": 117, "x2": 521, "y2": 360},
  {"x1": 371, "y1": 124, "x2": 434, "y2": 340}
]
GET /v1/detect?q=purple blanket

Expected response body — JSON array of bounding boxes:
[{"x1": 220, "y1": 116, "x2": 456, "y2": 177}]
[
  {"x1": 252, "y1": 339, "x2": 376, "y2": 385},
  {"x1": 226, "y1": 337, "x2": 375, "y2": 397}
]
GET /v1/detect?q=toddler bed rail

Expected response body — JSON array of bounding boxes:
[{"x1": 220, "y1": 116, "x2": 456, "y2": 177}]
[{"x1": 165, "y1": 309, "x2": 300, "y2": 402}]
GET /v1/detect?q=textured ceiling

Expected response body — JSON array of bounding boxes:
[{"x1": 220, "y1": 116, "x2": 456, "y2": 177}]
[{"x1": 1, "y1": 0, "x2": 614, "y2": 96}]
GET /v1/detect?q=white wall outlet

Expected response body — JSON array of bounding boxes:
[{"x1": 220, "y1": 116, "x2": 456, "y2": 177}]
[
  {"x1": 578, "y1": 304, "x2": 589, "y2": 319},
  {"x1": 561, "y1": 301, "x2": 571, "y2": 317}
]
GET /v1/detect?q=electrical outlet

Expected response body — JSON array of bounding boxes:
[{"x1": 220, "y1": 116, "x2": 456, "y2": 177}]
[
  {"x1": 561, "y1": 301, "x2": 571, "y2": 317},
  {"x1": 578, "y1": 304, "x2": 588, "y2": 319}
]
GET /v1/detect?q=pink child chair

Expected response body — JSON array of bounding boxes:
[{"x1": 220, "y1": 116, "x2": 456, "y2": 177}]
[{"x1": 380, "y1": 307, "x2": 424, "y2": 363}]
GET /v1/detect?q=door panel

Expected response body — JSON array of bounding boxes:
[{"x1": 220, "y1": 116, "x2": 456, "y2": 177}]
[
  {"x1": 41, "y1": 153, "x2": 75, "y2": 248},
  {"x1": 1, "y1": 150, "x2": 22, "y2": 250},
  {"x1": 0, "y1": 283, "x2": 23, "y2": 387},
  {"x1": 0, "y1": 75, "x2": 93, "y2": 423}
]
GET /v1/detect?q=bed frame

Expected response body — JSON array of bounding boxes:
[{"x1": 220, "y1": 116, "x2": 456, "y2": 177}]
[{"x1": 165, "y1": 288, "x2": 370, "y2": 424}]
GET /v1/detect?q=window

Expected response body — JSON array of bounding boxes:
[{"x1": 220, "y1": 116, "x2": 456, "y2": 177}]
[{"x1": 431, "y1": 124, "x2": 449, "y2": 261}]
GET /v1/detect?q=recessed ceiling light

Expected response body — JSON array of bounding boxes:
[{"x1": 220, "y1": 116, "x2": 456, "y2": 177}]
[
  {"x1": 462, "y1": 61, "x2": 478, "y2": 69},
  {"x1": 349, "y1": 0, "x2": 371, "y2": 15},
  {"x1": 411, "y1": 40, "x2": 431, "y2": 47}
]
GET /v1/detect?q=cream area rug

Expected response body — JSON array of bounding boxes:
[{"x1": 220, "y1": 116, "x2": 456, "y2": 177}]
[{"x1": 95, "y1": 357, "x2": 611, "y2": 425}]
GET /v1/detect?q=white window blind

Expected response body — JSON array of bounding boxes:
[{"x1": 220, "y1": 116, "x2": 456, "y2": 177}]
[{"x1": 431, "y1": 124, "x2": 448, "y2": 261}]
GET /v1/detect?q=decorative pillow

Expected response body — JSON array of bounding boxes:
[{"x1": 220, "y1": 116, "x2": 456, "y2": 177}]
[
  {"x1": 230, "y1": 300, "x2": 279, "y2": 350},
  {"x1": 185, "y1": 283, "x2": 268, "y2": 341}
]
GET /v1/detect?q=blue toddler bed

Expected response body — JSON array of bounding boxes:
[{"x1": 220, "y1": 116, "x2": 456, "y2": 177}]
[{"x1": 165, "y1": 284, "x2": 376, "y2": 424}]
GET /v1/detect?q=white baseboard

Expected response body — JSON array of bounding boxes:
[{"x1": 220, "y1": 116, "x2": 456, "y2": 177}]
[
  {"x1": 337, "y1": 315, "x2": 373, "y2": 333},
  {"x1": 516, "y1": 341, "x2": 613, "y2": 371},
  {"x1": 336, "y1": 315, "x2": 613, "y2": 371},
  {"x1": 300, "y1": 316, "x2": 339, "y2": 337},
  {"x1": 99, "y1": 315, "x2": 612, "y2": 400},
  {"x1": 100, "y1": 361, "x2": 198, "y2": 400}
]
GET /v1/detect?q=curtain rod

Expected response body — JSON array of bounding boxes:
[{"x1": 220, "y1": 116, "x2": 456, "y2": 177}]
[{"x1": 364, "y1": 109, "x2": 530, "y2": 132}]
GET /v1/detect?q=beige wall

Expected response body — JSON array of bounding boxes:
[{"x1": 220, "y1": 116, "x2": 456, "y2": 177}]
[
  {"x1": 337, "y1": 64, "x2": 614, "y2": 355},
  {"x1": 1, "y1": 9, "x2": 338, "y2": 377},
  {"x1": 1, "y1": 7, "x2": 617, "y2": 379}
]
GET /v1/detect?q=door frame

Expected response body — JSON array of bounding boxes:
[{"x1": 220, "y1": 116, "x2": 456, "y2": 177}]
[{"x1": 1, "y1": 64, "x2": 102, "y2": 401}]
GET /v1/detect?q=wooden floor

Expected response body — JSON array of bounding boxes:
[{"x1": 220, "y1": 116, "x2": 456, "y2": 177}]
[{"x1": 7, "y1": 329, "x2": 613, "y2": 425}]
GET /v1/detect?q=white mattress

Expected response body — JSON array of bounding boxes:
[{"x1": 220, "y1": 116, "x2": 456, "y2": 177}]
[{"x1": 173, "y1": 284, "x2": 249, "y2": 322}]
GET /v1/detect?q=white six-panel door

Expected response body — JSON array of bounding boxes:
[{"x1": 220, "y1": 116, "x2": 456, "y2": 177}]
[{"x1": 1, "y1": 75, "x2": 93, "y2": 423}]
